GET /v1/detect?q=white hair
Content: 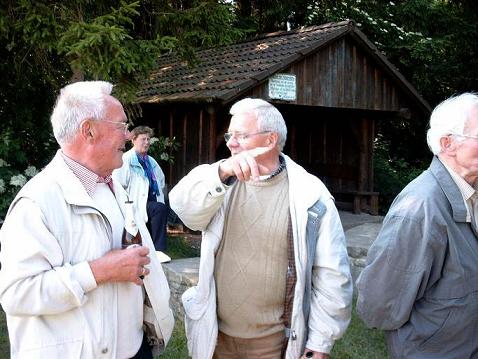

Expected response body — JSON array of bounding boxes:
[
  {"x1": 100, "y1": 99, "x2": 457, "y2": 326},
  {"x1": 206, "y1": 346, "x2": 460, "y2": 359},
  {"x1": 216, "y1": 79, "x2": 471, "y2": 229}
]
[
  {"x1": 230, "y1": 98, "x2": 288, "y2": 151},
  {"x1": 50, "y1": 81, "x2": 114, "y2": 145},
  {"x1": 426, "y1": 92, "x2": 478, "y2": 155}
]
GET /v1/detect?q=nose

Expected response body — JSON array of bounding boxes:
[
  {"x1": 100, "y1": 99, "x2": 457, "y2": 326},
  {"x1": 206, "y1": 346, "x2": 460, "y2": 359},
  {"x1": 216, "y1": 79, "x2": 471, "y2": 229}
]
[{"x1": 226, "y1": 136, "x2": 239, "y2": 148}]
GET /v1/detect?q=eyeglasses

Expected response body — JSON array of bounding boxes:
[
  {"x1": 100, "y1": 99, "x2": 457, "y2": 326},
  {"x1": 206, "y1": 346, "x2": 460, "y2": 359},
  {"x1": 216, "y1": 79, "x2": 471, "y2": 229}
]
[
  {"x1": 224, "y1": 131, "x2": 270, "y2": 143},
  {"x1": 93, "y1": 119, "x2": 130, "y2": 134},
  {"x1": 450, "y1": 133, "x2": 478, "y2": 140}
]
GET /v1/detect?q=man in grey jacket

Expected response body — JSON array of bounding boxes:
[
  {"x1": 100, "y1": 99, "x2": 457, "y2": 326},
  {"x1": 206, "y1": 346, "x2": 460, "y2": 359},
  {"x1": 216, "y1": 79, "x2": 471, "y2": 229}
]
[
  {"x1": 356, "y1": 92, "x2": 478, "y2": 358},
  {"x1": 170, "y1": 98, "x2": 352, "y2": 359}
]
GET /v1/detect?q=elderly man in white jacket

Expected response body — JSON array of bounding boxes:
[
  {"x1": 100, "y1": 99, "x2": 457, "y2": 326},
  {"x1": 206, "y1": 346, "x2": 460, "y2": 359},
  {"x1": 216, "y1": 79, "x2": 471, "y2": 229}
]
[
  {"x1": 0, "y1": 81, "x2": 174, "y2": 358},
  {"x1": 170, "y1": 98, "x2": 352, "y2": 359}
]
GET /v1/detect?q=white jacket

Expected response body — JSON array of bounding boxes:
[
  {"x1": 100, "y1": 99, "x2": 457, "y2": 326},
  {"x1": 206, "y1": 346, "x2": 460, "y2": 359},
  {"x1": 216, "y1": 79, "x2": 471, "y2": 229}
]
[
  {"x1": 0, "y1": 152, "x2": 174, "y2": 359},
  {"x1": 169, "y1": 154, "x2": 353, "y2": 359},
  {"x1": 113, "y1": 148, "x2": 166, "y2": 224}
]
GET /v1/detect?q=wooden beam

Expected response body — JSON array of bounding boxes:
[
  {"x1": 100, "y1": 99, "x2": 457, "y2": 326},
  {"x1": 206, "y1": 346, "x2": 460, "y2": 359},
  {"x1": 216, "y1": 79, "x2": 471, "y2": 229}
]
[{"x1": 207, "y1": 106, "x2": 217, "y2": 163}]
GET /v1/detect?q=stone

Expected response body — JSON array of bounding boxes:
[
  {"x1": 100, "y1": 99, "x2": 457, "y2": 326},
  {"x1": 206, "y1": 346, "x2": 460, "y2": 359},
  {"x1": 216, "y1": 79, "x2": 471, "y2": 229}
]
[{"x1": 162, "y1": 257, "x2": 199, "y2": 320}]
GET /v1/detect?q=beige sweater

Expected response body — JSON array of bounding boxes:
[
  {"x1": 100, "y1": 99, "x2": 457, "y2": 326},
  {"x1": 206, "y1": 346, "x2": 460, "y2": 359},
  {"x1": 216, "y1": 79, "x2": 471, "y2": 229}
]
[{"x1": 214, "y1": 170, "x2": 289, "y2": 338}]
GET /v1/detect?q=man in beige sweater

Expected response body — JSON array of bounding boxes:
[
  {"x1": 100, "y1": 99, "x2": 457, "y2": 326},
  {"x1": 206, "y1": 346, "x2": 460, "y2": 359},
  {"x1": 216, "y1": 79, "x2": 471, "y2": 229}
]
[{"x1": 170, "y1": 98, "x2": 352, "y2": 359}]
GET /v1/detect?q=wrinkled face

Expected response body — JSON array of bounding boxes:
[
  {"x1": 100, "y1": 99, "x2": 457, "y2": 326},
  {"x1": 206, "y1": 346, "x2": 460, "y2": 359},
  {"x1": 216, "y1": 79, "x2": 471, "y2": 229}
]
[
  {"x1": 226, "y1": 112, "x2": 271, "y2": 156},
  {"x1": 132, "y1": 134, "x2": 151, "y2": 155},
  {"x1": 91, "y1": 98, "x2": 130, "y2": 176},
  {"x1": 452, "y1": 106, "x2": 478, "y2": 184}
]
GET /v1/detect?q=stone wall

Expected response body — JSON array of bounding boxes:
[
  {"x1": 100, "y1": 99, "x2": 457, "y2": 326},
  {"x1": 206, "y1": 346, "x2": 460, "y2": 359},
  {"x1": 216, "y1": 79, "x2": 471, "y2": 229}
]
[{"x1": 163, "y1": 257, "x2": 199, "y2": 320}]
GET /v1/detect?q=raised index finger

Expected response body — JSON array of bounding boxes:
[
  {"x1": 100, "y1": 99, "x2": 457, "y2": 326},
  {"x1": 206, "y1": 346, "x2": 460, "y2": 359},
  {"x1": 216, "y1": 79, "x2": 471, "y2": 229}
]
[{"x1": 248, "y1": 145, "x2": 273, "y2": 158}]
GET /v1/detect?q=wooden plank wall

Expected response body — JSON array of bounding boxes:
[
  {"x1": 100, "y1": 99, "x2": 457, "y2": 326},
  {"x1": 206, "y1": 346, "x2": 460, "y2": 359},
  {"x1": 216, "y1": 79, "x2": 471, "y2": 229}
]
[
  {"x1": 275, "y1": 105, "x2": 375, "y2": 194},
  {"x1": 142, "y1": 103, "x2": 217, "y2": 189},
  {"x1": 251, "y1": 38, "x2": 403, "y2": 112}
]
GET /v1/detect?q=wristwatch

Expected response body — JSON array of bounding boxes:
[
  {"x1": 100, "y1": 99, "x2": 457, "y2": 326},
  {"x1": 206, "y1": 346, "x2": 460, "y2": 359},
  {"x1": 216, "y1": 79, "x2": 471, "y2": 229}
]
[{"x1": 305, "y1": 351, "x2": 314, "y2": 358}]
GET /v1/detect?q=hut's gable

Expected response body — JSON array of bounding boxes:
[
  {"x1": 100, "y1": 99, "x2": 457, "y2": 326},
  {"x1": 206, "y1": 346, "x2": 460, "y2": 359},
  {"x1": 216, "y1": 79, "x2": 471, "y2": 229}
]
[{"x1": 249, "y1": 37, "x2": 403, "y2": 111}]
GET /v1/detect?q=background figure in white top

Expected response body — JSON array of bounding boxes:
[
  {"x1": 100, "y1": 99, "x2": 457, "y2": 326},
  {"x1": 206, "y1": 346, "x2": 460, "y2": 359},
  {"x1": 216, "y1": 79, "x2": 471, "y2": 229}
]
[{"x1": 114, "y1": 126, "x2": 169, "y2": 252}]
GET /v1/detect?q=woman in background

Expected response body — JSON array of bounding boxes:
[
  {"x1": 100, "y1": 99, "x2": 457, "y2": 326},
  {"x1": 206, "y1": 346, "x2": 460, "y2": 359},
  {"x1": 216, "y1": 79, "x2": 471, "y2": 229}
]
[{"x1": 114, "y1": 126, "x2": 168, "y2": 252}]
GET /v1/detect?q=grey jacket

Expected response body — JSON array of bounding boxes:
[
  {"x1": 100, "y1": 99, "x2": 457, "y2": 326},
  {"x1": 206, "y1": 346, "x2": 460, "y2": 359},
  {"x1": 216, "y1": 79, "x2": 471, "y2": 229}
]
[{"x1": 356, "y1": 156, "x2": 478, "y2": 359}]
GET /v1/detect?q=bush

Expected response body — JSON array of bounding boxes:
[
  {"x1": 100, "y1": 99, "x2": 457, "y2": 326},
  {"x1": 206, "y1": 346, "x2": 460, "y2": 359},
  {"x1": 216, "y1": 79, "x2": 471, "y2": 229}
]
[
  {"x1": 374, "y1": 135, "x2": 427, "y2": 214},
  {"x1": 147, "y1": 136, "x2": 180, "y2": 165},
  {"x1": 0, "y1": 160, "x2": 41, "y2": 219}
]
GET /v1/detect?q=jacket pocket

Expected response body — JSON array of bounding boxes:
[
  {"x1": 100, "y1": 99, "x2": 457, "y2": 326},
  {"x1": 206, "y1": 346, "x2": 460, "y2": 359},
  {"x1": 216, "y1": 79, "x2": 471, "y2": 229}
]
[
  {"x1": 15, "y1": 338, "x2": 83, "y2": 359},
  {"x1": 400, "y1": 294, "x2": 477, "y2": 354},
  {"x1": 417, "y1": 296, "x2": 477, "y2": 353}
]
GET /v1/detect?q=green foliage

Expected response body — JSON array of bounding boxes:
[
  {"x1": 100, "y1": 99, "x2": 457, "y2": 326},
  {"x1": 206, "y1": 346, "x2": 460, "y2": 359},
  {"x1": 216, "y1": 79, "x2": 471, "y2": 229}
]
[
  {"x1": 373, "y1": 134, "x2": 426, "y2": 213},
  {"x1": 0, "y1": 0, "x2": 247, "y2": 218},
  {"x1": 0, "y1": 154, "x2": 41, "y2": 219},
  {"x1": 148, "y1": 136, "x2": 181, "y2": 165},
  {"x1": 155, "y1": 0, "x2": 245, "y2": 63}
]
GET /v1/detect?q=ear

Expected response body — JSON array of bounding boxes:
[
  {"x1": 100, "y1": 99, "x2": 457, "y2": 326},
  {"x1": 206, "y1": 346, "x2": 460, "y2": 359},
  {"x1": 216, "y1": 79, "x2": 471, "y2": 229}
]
[
  {"x1": 79, "y1": 120, "x2": 94, "y2": 141},
  {"x1": 439, "y1": 135, "x2": 456, "y2": 155},
  {"x1": 269, "y1": 132, "x2": 279, "y2": 147}
]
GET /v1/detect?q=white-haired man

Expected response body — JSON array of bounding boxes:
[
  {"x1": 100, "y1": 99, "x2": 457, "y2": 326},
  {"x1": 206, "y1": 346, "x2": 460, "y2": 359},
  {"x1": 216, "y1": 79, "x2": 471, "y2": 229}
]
[
  {"x1": 356, "y1": 92, "x2": 478, "y2": 358},
  {"x1": 170, "y1": 98, "x2": 353, "y2": 359},
  {"x1": 0, "y1": 81, "x2": 174, "y2": 358}
]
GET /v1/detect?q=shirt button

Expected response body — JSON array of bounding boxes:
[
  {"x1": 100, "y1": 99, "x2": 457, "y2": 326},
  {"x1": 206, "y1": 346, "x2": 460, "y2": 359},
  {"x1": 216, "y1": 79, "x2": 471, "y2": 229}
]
[
  {"x1": 215, "y1": 187, "x2": 222, "y2": 193},
  {"x1": 101, "y1": 348, "x2": 108, "y2": 354}
]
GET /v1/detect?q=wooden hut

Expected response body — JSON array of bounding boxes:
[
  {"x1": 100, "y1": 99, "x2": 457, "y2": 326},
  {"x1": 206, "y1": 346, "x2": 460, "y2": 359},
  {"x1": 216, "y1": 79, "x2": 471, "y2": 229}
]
[{"x1": 137, "y1": 20, "x2": 430, "y2": 215}]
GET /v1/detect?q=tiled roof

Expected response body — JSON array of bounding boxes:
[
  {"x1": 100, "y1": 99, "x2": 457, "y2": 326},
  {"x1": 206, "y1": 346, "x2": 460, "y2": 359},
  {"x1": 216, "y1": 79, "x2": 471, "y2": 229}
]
[{"x1": 137, "y1": 21, "x2": 352, "y2": 104}]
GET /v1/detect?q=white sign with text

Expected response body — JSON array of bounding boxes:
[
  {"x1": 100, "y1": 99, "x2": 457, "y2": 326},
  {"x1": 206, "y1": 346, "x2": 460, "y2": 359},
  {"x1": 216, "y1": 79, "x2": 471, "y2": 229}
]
[{"x1": 268, "y1": 74, "x2": 296, "y2": 101}]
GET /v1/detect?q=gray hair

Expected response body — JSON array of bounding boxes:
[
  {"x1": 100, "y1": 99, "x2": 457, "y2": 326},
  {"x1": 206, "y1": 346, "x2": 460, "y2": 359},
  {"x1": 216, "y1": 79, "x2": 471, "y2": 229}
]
[
  {"x1": 131, "y1": 126, "x2": 154, "y2": 140},
  {"x1": 229, "y1": 98, "x2": 287, "y2": 151},
  {"x1": 426, "y1": 92, "x2": 478, "y2": 155},
  {"x1": 50, "y1": 81, "x2": 114, "y2": 145}
]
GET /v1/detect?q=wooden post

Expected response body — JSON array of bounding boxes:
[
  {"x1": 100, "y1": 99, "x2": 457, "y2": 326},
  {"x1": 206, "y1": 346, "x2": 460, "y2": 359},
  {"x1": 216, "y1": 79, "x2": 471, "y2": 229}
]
[
  {"x1": 198, "y1": 109, "x2": 203, "y2": 163},
  {"x1": 207, "y1": 106, "x2": 217, "y2": 163},
  {"x1": 168, "y1": 110, "x2": 175, "y2": 186}
]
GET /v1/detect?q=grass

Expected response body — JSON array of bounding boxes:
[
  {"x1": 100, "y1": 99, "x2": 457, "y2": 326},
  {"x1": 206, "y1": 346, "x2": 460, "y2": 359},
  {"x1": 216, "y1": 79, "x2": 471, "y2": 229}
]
[
  {"x1": 161, "y1": 320, "x2": 188, "y2": 358},
  {"x1": 166, "y1": 235, "x2": 200, "y2": 260},
  {"x1": 0, "y1": 308, "x2": 8, "y2": 359},
  {"x1": 331, "y1": 300, "x2": 387, "y2": 358}
]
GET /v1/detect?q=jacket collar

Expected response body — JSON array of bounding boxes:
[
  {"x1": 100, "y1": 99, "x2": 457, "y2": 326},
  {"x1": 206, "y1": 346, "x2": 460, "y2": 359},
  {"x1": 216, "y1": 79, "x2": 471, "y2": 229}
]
[
  {"x1": 282, "y1": 154, "x2": 328, "y2": 211},
  {"x1": 430, "y1": 155, "x2": 468, "y2": 222},
  {"x1": 48, "y1": 151, "x2": 128, "y2": 217},
  {"x1": 126, "y1": 147, "x2": 144, "y2": 168},
  {"x1": 47, "y1": 151, "x2": 97, "y2": 208}
]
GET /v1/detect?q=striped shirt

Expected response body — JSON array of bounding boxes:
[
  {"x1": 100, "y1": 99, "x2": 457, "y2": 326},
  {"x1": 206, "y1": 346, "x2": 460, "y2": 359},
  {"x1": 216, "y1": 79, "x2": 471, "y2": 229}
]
[
  {"x1": 61, "y1": 152, "x2": 113, "y2": 196},
  {"x1": 440, "y1": 158, "x2": 478, "y2": 222}
]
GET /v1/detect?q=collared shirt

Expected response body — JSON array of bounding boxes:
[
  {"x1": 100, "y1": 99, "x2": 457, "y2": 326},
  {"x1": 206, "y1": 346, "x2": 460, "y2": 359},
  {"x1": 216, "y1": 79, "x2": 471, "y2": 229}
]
[
  {"x1": 439, "y1": 158, "x2": 478, "y2": 222},
  {"x1": 61, "y1": 152, "x2": 112, "y2": 196}
]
